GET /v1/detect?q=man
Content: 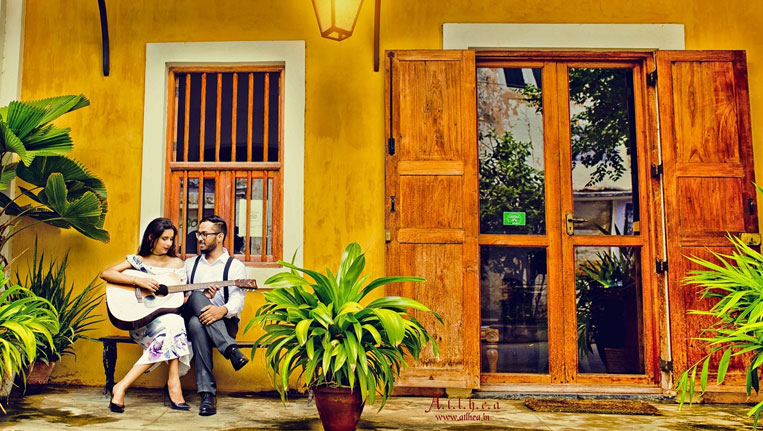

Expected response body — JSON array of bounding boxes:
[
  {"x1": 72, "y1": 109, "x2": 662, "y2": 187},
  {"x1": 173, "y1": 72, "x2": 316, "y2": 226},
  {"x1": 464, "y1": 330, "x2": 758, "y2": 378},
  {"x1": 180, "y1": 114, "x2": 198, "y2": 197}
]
[{"x1": 184, "y1": 215, "x2": 249, "y2": 416}]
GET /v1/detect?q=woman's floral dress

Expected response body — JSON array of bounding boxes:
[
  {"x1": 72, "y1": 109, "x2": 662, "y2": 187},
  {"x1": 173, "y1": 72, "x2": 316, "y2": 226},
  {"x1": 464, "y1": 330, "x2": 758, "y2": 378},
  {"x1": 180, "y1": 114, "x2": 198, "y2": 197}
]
[{"x1": 126, "y1": 255, "x2": 193, "y2": 376}]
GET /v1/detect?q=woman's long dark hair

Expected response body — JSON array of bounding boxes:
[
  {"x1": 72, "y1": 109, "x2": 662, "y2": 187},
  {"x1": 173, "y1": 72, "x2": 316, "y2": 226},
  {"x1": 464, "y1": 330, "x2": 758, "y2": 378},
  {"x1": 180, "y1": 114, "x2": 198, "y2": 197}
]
[{"x1": 137, "y1": 218, "x2": 178, "y2": 257}]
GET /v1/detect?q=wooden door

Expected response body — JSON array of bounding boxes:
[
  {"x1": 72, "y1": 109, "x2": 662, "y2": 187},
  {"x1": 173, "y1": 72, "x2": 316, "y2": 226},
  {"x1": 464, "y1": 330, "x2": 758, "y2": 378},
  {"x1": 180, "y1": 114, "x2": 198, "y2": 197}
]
[
  {"x1": 557, "y1": 60, "x2": 658, "y2": 385},
  {"x1": 658, "y1": 51, "x2": 758, "y2": 382},
  {"x1": 474, "y1": 58, "x2": 564, "y2": 386},
  {"x1": 475, "y1": 53, "x2": 659, "y2": 388},
  {"x1": 385, "y1": 50, "x2": 480, "y2": 388}
]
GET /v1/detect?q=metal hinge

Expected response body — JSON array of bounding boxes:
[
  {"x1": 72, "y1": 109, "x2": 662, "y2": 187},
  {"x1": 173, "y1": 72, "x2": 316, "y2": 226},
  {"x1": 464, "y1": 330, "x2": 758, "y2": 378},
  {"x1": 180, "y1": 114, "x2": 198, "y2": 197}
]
[
  {"x1": 655, "y1": 259, "x2": 668, "y2": 274},
  {"x1": 646, "y1": 70, "x2": 657, "y2": 86},
  {"x1": 741, "y1": 232, "x2": 761, "y2": 246},
  {"x1": 385, "y1": 229, "x2": 391, "y2": 243},
  {"x1": 388, "y1": 137, "x2": 396, "y2": 155},
  {"x1": 390, "y1": 195, "x2": 396, "y2": 212},
  {"x1": 659, "y1": 358, "x2": 673, "y2": 373},
  {"x1": 650, "y1": 163, "x2": 663, "y2": 178}
]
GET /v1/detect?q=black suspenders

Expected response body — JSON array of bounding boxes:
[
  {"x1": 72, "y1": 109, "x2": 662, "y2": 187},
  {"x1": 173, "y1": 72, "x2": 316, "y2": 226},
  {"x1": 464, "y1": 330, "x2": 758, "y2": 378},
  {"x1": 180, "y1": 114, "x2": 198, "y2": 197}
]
[
  {"x1": 190, "y1": 255, "x2": 235, "y2": 303},
  {"x1": 190, "y1": 256, "x2": 201, "y2": 283},
  {"x1": 222, "y1": 256, "x2": 233, "y2": 303}
]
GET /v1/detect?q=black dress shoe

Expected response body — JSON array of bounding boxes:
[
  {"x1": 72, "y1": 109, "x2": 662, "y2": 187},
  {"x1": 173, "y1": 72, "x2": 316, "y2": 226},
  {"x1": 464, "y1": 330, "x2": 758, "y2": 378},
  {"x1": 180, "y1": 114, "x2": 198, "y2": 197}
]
[
  {"x1": 199, "y1": 392, "x2": 216, "y2": 416},
  {"x1": 226, "y1": 346, "x2": 249, "y2": 371},
  {"x1": 163, "y1": 384, "x2": 191, "y2": 411},
  {"x1": 109, "y1": 398, "x2": 125, "y2": 413}
]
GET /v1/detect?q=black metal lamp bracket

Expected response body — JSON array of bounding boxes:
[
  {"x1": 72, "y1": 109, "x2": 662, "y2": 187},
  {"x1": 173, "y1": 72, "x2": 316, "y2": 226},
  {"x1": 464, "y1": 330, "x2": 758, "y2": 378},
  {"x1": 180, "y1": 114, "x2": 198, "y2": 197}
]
[{"x1": 97, "y1": 0, "x2": 110, "y2": 77}]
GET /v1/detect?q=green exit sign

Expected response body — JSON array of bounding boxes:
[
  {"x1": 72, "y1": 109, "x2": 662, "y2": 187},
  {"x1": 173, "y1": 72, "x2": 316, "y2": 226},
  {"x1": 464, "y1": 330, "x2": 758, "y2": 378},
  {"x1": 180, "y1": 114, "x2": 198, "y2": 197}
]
[{"x1": 503, "y1": 212, "x2": 526, "y2": 226}]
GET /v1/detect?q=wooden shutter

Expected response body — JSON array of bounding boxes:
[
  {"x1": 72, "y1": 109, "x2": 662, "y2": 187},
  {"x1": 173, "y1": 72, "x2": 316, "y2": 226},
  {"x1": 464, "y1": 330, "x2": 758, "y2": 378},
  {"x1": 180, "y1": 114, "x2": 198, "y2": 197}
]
[
  {"x1": 658, "y1": 51, "x2": 758, "y2": 380},
  {"x1": 385, "y1": 50, "x2": 479, "y2": 389}
]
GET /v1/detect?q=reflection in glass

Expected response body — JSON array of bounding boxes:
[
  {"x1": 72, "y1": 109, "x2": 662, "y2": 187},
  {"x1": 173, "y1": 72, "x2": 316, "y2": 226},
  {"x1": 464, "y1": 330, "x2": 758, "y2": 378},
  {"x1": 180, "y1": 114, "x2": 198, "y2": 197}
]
[
  {"x1": 480, "y1": 247, "x2": 548, "y2": 373},
  {"x1": 234, "y1": 178, "x2": 247, "y2": 255},
  {"x1": 249, "y1": 179, "x2": 263, "y2": 256},
  {"x1": 477, "y1": 67, "x2": 545, "y2": 235},
  {"x1": 569, "y1": 68, "x2": 639, "y2": 236},
  {"x1": 185, "y1": 178, "x2": 199, "y2": 254},
  {"x1": 232, "y1": 177, "x2": 268, "y2": 257},
  {"x1": 266, "y1": 178, "x2": 273, "y2": 255},
  {"x1": 576, "y1": 246, "x2": 644, "y2": 374},
  {"x1": 203, "y1": 178, "x2": 216, "y2": 219},
  {"x1": 177, "y1": 177, "x2": 184, "y2": 253}
]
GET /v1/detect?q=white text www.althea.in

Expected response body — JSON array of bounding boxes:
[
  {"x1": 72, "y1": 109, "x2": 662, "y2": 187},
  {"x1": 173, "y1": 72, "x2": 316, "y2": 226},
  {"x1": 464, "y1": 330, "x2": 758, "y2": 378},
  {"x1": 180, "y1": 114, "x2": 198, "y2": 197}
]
[{"x1": 434, "y1": 412, "x2": 491, "y2": 421}]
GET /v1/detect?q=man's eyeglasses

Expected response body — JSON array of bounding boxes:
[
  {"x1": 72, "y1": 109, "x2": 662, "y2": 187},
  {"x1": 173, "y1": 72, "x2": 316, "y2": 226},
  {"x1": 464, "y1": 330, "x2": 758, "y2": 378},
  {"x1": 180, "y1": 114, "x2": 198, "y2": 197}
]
[{"x1": 195, "y1": 231, "x2": 221, "y2": 240}]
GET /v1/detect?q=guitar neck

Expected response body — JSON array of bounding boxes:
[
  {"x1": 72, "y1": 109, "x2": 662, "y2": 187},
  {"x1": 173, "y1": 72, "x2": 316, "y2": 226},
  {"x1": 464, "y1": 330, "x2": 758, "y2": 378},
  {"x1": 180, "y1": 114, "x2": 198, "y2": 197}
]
[{"x1": 166, "y1": 280, "x2": 240, "y2": 294}]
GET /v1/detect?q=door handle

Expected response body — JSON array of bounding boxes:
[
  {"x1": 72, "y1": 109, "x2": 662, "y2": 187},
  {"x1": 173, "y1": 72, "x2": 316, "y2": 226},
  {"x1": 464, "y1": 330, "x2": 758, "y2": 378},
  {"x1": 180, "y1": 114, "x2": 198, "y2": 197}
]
[{"x1": 565, "y1": 212, "x2": 588, "y2": 236}]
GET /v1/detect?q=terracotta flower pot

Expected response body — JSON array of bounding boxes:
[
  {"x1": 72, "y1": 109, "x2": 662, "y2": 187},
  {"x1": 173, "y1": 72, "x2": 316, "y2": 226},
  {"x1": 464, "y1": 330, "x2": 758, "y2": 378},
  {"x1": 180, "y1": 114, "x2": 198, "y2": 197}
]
[
  {"x1": 26, "y1": 361, "x2": 57, "y2": 386},
  {"x1": 312, "y1": 386, "x2": 365, "y2": 431}
]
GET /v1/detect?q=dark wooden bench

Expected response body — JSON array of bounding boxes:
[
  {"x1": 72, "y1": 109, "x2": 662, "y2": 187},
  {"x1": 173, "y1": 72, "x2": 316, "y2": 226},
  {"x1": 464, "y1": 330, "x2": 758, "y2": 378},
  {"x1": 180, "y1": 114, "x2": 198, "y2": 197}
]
[{"x1": 99, "y1": 336, "x2": 258, "y2": 395}]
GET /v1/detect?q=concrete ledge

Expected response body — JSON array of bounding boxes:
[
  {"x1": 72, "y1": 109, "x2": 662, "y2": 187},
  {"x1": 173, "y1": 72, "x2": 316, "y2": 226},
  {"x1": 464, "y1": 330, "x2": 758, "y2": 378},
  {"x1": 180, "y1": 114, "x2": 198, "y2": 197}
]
[{"x1": 478, "y1": 383, "x2": 665, "y2": 396}]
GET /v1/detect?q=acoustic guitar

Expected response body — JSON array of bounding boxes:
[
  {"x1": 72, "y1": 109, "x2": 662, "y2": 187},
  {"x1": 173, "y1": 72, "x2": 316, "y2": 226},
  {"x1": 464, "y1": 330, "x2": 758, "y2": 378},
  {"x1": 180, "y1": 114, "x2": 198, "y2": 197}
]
[{"x1": 105, "y1": 269, "x2": 258, "y2": 330}]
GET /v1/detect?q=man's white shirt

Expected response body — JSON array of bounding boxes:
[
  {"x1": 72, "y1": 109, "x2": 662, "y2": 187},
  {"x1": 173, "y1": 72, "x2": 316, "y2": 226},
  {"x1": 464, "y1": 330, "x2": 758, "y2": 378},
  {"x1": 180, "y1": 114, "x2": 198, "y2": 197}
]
[{"x1": 184, "y1": 248, "x2": 247, "y2": 319}]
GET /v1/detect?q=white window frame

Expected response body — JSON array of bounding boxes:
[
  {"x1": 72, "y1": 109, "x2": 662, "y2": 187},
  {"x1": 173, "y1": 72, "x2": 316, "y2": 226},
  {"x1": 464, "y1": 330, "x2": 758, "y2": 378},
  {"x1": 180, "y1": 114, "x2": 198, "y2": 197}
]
[
  {"x1": 442, "y1": 23, "x2": 684, "y2": 50},
  {"x1": 140, "y1": 41, "x2": 305, "y2": 282},
  {"x1": 0, "y1": 0, "x2": 25, "y2": 106}
]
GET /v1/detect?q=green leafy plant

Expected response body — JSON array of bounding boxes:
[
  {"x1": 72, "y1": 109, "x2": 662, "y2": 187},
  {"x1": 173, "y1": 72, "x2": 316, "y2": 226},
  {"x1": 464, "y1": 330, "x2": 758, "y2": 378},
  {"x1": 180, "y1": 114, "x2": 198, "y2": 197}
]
[
  {"x1": 576, "y1": 246, "x2": 636, "y2": 359},
  {"x1": 0, "y1": 271, "x2": 59, "y2": 413},
  {"x1": 479, "y1": 129, "x2": 545, "y2": 234},
  {"x1": 518, "y1": 68, "x2": 635, "y2": 186},
  {"x1": 675, "y1": 234, "x2": 763, "y2": 428},
  {"x1": 0, "y1": 95, "x2": 109, "y2": 266},
  {"x1": 17, "y1": 238, "x2": 103, "y2": 361},
  {"x1": 246, "y1": 243, "x2": 442, "y2": 410}
]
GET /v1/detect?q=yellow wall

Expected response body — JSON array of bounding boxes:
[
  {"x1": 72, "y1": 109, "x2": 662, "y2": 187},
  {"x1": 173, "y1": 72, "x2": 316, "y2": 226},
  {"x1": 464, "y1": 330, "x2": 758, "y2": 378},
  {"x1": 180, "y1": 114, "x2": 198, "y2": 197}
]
[{"x1": 15, "y1": 0, "x2": 763, "y2": 391}]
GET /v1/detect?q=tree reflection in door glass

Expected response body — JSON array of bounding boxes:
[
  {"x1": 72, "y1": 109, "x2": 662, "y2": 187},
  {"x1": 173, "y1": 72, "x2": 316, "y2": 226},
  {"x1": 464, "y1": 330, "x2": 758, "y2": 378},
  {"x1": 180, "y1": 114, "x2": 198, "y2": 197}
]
[
  {"x1": 569, "y1": 68, "x2": 639, "y2": 236},
  {"x1": 480, "y1": 246, "x2": 548, "y2": 373},
  {"x1": 478, "y1": 68, "x2": 545, "y2": 235},
  {"x1": 576, "y1": 246, "x2": 644, "y2": 374}
]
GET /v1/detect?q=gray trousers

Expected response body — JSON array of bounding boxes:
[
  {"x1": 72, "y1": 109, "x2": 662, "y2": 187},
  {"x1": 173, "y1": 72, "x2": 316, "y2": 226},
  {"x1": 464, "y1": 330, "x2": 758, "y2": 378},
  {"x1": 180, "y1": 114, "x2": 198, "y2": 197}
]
[{"x1": 184, "y1": 291, "x2": 239, "y2": 394}]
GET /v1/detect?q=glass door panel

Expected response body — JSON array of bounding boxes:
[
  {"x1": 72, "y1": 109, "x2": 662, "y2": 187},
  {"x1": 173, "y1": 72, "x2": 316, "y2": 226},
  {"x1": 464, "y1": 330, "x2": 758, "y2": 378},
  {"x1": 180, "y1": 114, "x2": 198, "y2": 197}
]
[
  {"x1": 478, "y1": 65, "x2": 552, "y2": 376},
  {"x1": 480, "y1": 247, "x2": 549, "y2": 373},
  {"x1": 568, "y1": 68, "x2": 640, "y2": 236},
  {"x1": 478, "y1": 67, "x2": 545, "y2": 235},
  {"x1": 561, "y1": 64, "x2": 650, "y2": 379},
  {"x1": 575, "y1": 246, "x2": 645, "y2": 374}
]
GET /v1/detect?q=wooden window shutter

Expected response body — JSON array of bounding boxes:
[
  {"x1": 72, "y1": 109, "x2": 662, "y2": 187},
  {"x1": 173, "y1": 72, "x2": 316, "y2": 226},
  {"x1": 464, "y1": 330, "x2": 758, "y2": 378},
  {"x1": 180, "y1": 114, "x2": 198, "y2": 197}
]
[
  {"x1": 385, "y1": 50, "x2": 479, "y2": 389},
  {"x1": 658, "y1": 51, "x2": 758, "y2": 381}
]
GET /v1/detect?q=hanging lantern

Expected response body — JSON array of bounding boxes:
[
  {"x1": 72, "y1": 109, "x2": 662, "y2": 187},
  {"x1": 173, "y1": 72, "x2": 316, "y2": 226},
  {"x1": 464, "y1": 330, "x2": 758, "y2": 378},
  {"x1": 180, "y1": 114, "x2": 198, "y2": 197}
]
[{"x1": 311, "y1": 0, "x2": 364, "y2": 41}]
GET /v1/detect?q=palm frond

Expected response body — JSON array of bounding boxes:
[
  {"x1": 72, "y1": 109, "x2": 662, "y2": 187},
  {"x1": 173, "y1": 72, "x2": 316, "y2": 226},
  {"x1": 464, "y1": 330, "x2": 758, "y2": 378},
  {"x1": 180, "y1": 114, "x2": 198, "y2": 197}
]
[{"x1": 16, "y1": 237, "x2": 103, "y2": 360}]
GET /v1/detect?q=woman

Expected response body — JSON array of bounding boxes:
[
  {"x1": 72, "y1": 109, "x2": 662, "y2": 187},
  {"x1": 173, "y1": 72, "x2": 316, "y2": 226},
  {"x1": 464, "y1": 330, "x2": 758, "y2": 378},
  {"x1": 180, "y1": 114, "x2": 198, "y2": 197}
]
[{"x1": 100, "y1": 217, "x2": 191, "y2": 413}]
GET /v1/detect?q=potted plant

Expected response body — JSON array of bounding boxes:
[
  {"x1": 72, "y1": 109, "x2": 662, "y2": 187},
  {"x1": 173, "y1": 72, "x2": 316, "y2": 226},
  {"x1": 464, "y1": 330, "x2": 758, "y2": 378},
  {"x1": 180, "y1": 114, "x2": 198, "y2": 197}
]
[
  {"x1": 0, "y1": 95, "x2": 108, "y2": 385},
  {"x1": 0, "y1": 269, "x2": 59, "y2": 412},
  {"x1": 675, "y1": 232, "x2": 763, "y2": 429},
  {"x1": 16, "y1": 239, "x2": 103, "y2": 385},
  {"x1": 247, "y1": 243, "x2": 442, "y2": 431},
  {"x1": 576, "y1": 247, "x2": 640, "y2": 373}
]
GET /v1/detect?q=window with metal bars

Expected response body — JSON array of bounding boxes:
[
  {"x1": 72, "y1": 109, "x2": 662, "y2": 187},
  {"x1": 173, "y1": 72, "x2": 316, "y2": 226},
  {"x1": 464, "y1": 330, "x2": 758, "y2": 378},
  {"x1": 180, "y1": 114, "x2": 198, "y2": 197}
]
[{"x1": 164, "y1": 67, "x2": 283, "y2": 264}]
